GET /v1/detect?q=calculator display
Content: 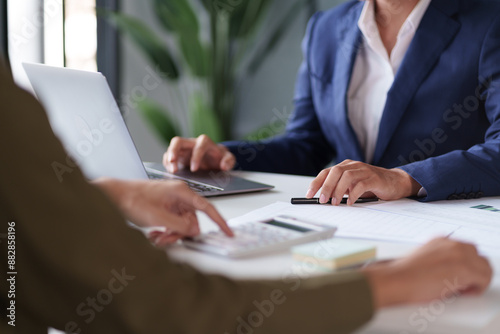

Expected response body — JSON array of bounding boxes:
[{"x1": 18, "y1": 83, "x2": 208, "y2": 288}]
[{"x1": 263, "y1": 219, "x2": 312, "y2": 233}]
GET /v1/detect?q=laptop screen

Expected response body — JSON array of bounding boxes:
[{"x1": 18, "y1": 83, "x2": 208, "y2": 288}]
[{"x1": 23, "y1": 63, "x2": 150, "y2": 181}]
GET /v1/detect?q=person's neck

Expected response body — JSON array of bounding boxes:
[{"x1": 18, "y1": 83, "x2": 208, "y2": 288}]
[
  {"x1": 373, "y1": 0, "x2": 420, "y2": 56},
  {"x1": 374, "y1": 0, "x2": 420, "y2": 20}
]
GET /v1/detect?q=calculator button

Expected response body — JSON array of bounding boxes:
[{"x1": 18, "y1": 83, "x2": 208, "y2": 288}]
[{"x1": 185, "y1": 218, "x2": 334, "y2": 257}]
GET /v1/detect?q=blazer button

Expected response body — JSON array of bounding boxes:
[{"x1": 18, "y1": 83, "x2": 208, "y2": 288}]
[
  {"x1": 458, "y1": 193, "x2": 467, "y2": 200},
  {"x1": 448, "y1": 194, "x2": 459, "y2": 200},
  {"x1": 467, "y1": 193, "x2": 476, "y2": 199},
  {"x1": 476, "y1": 191, "x2": 484, "y2": 199}
]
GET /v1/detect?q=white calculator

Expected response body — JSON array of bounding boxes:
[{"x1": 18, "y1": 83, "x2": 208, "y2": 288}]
[{"x1": 183, "y1": 215, "x2": 337, "y2": 258}]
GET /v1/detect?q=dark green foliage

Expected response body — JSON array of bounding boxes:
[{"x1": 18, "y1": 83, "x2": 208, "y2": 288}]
[
  {"x1": 100, "y1": 0, "x2": 314, "y2": 144},
  {"x1": 137, "y1": 99, "x2": 180, "y2": 143}
]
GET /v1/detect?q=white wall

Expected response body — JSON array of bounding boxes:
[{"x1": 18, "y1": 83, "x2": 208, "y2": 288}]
[{"x1": 120, "y1": 0, "x2": 344, "y2": 162}]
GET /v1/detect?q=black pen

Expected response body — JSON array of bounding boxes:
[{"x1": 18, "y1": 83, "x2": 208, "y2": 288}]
[{"x1": 291, "y1": 197, "x2": 379, "y2": 205}]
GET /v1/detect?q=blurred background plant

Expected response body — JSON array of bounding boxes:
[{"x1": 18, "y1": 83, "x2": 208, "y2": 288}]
[{"x1": 100, "y1": 0, "x2": 317, "y2": 144}]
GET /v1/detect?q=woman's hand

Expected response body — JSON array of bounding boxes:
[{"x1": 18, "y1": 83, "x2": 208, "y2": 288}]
[
  {"x1": 306, "y1": 160, "x2": 422, "y2": 205},
  {"x1": 94, "y1": 178, "x2": 233, "y2": 246},
  {"x1": 163, "y1": 135, "x2": 235, "y2": 173},
  {"x1": 361, "y1": 238, "x2": 492, "y2": 309}
]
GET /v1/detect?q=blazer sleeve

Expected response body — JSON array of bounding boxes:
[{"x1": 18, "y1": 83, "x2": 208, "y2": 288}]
[
  {"x1": 223, "y1": 12, "x2": 335, "y2": 176},
  {"x1": 0, "y1": 64, "x2": 373, "y2": 333},
  {"x1": 399, "y1": 13, "x2": 500, "y2": 202}
]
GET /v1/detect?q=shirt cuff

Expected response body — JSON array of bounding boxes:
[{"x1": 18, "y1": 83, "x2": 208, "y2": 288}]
[{"x1": 417, "y1": 187, "x2": 428, "y2": 197}]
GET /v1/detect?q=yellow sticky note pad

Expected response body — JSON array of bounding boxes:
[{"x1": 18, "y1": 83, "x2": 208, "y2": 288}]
[{"x1": 292, "y1": 239, "x2": 377, "y2": 271}]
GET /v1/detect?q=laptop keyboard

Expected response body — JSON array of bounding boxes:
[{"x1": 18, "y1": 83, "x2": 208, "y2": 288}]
[{"x1": 148, "y1": 173, "x2": 223, "y2": 193}]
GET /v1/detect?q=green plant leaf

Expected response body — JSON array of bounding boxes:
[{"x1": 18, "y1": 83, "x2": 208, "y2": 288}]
[
  {"x1": 103, "y1": 11, "x2": 180, "y2": 79},
  {"x1": 137, "y1": 99, "x2": 180, "y2": 144},
  {"x1": 247, "y1": 0, "x2": 306, "y2": 75},
  {"x1": 211, "y1": 12, "x2": 233, "y2": 139},
  {"x1": 231, "y1": 0, "x2": 271, "y2": 38},
  {"x1": 152, "y1": 0, "x2": 208, "y2": 77},
  {"x1": 179, "y1": 35, "x2": 210, "y2": 77},
  {"x1": 190, "y1": 93, "x2": 223, "y2": 142},
  {"x1": 153, "y1": 0, "x2": 199, "y2": 35}
]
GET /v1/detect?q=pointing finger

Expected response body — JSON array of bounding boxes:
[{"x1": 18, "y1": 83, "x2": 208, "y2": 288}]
[
  {"x1": 307, "y1": 168, "x2": 330, "y2": 198},
  {"x1": 164, "y1": 137, "x2": 195, "y2": 173},
  {"x1": 173, "y1": 185, "x2": 234, "y2": 237},
  {"x1": 191, "y1": 135, "x2": 215, "y2": 172}
]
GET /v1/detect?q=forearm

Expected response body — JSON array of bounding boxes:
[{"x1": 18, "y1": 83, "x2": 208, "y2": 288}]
[
  {"x1": 91, "y1": 178, "x2": 130, "y2": 210},
  {"x1": 400, "y1": 10, "x2": 500, "y2": 201},
  {"x1": 399, "y1": 144, "x2": 500, "y2": 201},
  {"x1": 391, "y1": 167, "x2": 422, "y2": 198},
  {"x1": 101, "y1": 263, "x2": 374, "y2": 334},
  {"x1": 224, "y1": 133, "x2": 335, "y2": 176},
  {"x1": 360, "y1": 262, "x2": 404, "y2": 309}
]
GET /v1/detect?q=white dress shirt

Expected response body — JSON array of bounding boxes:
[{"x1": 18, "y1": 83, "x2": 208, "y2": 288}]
[{"x1": 347, "y1": 0, "x2": 432, "y2": 164}]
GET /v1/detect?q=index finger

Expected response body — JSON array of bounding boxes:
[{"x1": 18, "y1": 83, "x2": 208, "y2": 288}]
[
  {"x1": 200, "y1": 202, "x2": 234, "y2": 237},
  {"x1": 164, "y1": 137, "x2": 195, "y2": 173},
  {"x1": 307, "y1": 160, "x2": 355, "y2": 199},
  {"x1": 307, "y1": 168, "x2": 330, "y2": 198},
  {"x1": 191, "y1": 135, "x2": 216, "y2": 172},
  {"x1": 176, "y1": 188, "x2": 234, "y2": 237}
]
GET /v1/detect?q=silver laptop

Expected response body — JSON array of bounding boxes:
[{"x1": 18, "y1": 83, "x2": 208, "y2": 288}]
[{"x1": 23, "y1": 63, "x2": 274, "y2": 196}]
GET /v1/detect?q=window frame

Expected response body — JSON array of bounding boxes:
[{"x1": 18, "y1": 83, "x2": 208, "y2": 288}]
[
  {"x1": 1, "y1": 0, "x2": 8, "y2": 62},
  {"x1": 96, "y1": 0, "x2": 119, "y2": 98}
]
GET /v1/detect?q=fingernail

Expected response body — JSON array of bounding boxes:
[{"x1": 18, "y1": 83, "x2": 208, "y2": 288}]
[
  {"x1": 190, "y1": 162, "x2": 197, "y2": 171},
  {"x1": 319, "y1": 194, "x2": 327, "y2": 204},
  {"x1": 332, "y1": 197, "x2": 338, "y2": 205},
  {"x1": 306, "y1": 189, "x2": 315, "y2": 198}
]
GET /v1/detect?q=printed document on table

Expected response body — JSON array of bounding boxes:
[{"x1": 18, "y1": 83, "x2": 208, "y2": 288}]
[
  {"x1": 365, "y1": 198, "x2": 500, "y2": 258},
  {"x1": 229, "y1": 198, "x2": 500, "y2": 258},
  {"x1": 367, "y1": 198, "x2": 500, "y2": 230},
  {"x1": 229, "y1": 201, "x2": 458, "y2": 244}
]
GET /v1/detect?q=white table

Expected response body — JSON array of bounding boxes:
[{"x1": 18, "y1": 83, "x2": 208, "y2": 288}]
[{"x1": 168, "y1": 171, "x2": 500, "y2": 334}]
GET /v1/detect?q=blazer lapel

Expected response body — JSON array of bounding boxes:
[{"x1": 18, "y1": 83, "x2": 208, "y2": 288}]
[
  {"x1": 372, "y1": 0, "x2": 461, "y2": 165},
  {"x1": 332, "y1": 3, "x2": 365, "y2": 162}
]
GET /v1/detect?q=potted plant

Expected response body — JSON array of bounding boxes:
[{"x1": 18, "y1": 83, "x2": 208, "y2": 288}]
[{"x1": 101, "y1": 0, "x2": 316, "y2": 143}]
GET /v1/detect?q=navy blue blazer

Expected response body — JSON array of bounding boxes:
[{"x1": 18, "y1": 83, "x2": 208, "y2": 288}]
[{"x1": 224, "y1": 0, "x2": 500, "y2": 201}]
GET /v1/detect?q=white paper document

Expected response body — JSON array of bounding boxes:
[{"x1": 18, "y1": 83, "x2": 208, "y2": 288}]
[
  {"x1": 229, "y1": 201, "x2": 458, "y2": 244},
  {"x1": 368, "y1": 198, "x2": 500, "y2": 258},
  {"x1": 229, "y1": 198, "x2": 500, "y2": 258},
  {"x1": 370, "y1": 198, "x2": 500, "y2": 230}
]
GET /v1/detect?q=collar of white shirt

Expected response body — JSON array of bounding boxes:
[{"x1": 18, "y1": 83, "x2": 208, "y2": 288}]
[{"x1": 357, "y1": 0, "x2": 432, "y2": 73}]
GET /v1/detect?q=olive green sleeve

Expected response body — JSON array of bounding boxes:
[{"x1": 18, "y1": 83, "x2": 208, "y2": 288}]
[{"x1": 0, "y1": 64, "x2": 373, "y2": 334}]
